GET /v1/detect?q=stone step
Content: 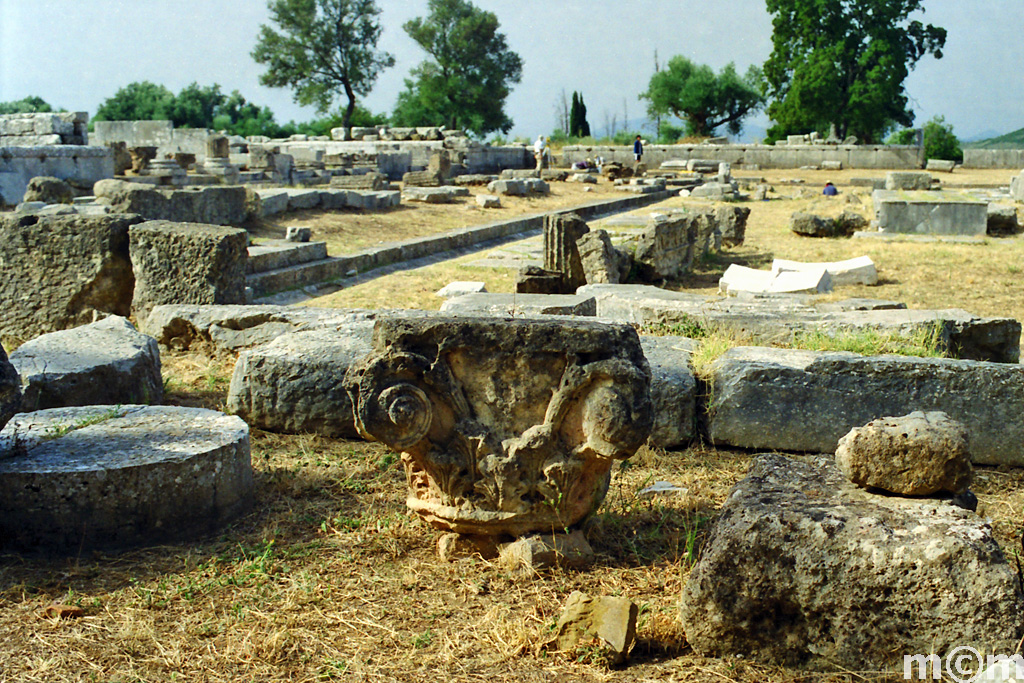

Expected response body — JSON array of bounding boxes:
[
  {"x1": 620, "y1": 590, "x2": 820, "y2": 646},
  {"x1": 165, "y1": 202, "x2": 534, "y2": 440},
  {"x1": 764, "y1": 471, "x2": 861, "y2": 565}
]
[
  {"x1": 706, "y1": 346, "x2": 1024, "y2": 465},
  {"x1": 247, "y1": 239, "x2": 329, "y2": 274}
]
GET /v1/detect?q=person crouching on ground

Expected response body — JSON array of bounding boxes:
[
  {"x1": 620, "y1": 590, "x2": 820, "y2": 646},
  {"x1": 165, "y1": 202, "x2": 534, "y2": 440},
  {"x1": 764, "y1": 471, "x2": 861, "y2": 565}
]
[{"x1": 823, "y1": 181, "x2": 838, "y2": 196}]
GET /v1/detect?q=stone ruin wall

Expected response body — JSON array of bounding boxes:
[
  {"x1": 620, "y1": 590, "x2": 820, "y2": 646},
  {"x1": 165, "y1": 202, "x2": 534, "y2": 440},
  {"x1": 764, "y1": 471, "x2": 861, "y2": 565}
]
[
  {"x1": 0, "y1": 112, "x2": 90, "y2": 146},
  {"x1": 962, "y1": 148, "x2": 1024, "y2": 169},
  {"x1": 562, "y1": 143, "x2": 925, "y2": 170}
]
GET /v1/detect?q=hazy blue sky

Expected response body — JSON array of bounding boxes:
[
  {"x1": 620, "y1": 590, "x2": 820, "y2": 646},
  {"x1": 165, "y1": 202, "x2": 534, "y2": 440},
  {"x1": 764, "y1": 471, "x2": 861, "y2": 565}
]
[{"x1": 1, "y1": 0, "x2": 1020, "y2": 141}]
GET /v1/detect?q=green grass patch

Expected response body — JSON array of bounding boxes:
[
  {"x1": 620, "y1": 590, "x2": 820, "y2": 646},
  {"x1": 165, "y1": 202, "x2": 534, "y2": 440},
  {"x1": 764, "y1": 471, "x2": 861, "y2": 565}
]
[{"x1": 790, "y1": 323, "x2": 946, "y2": 358}]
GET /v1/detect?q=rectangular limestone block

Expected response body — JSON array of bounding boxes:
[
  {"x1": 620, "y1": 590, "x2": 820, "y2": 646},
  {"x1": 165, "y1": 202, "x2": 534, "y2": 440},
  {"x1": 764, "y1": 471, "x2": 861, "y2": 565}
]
[
  {"x1": 707, "y1": 346, "x2": 1024, "y2": 465},
  {"x1": 129, "y1": 220, "x2": 249, "y2": 320},
  {"x1": 872, "y1": 190, "x2": 988, "y2": 236}
]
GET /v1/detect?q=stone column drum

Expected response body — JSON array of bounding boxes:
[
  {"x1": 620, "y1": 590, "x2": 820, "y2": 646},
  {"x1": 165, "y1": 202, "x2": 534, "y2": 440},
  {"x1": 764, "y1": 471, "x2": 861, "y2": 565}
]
[{"x1": 346, "y1": 316, "x2": 653, "y2": 537}]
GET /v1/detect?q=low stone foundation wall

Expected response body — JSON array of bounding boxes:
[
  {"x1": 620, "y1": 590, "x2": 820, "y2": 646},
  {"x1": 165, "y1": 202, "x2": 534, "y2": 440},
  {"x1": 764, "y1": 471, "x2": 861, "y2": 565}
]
[
  {"x1": 562, "y1": 143, "x2": 924, "y2": 170},
  {"x1": 962, "y1": 149, "x2": 1024, "y2": 169},
  {"x1": 0, "y1": 146, "x2": 114, "y2": 205}
]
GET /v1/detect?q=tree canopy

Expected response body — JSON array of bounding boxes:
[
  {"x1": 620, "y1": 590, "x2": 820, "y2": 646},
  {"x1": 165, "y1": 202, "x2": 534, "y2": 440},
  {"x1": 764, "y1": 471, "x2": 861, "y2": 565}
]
[
  {"x1": 0, "y1": 96, "x2": 56, "y2": 115},
  {"x1": 391, "y1": 0, "x2": 523, "y2": 136},
  {"x1": 640, "y1": 57, "x2": 764, "y2": 138},
  {"x1": 94, "y1": 81, "x2": 176, "y2": 123},
  {"x1": 763, "y1": 0, "x2": 946, "y2": 143},
  {"x1": 252, "y1": 0, "x2": 395, "y2": 130}
]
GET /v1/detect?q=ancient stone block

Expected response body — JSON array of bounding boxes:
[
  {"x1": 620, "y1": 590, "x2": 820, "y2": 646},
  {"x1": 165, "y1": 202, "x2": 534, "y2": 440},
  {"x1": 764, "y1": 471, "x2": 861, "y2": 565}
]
[
  {"x1": 436, "y1": 282, "x2": 487, "y2": 299},
  {"x1": 1011, "y1": 170, "x2": 1024, "y2": 202},
  {"x1": 634, "y1": 211, "x2": 716, "y2": 280},
  {"x1": 543, "y1": 212, "x2": 590, "y2": 293},
  {"x1": 874, "y1": 190, "x2": 988, "y2": 236},
  {"x1": 475, "y1": 194, "x2": 500, "y2": 208},
  {"x1": 129, "y1": 220, "x2": 249, "y2": 320},
  {"x1": 576, "y1": 229, "x2": 627, "y2": 285},
  {"x1": 227, "y1": 325, "x2": 374, "y2": 438},
  {"x1": 988, "y1": 204, "x2": 1021, "y2": 235},
  {"x1": 285, "y1": 226, "x2": 311, "y2": 242},
  {"x1": 441, "y1": 292, "x2": 596, "y2": 317},
  {"x1": 0, "y1": 213, "x2": 140, "y2": 344},
  {"x1": 499, "y1": 531, "x2": 595, "y2": 571},
  {"x1": 789, "y1": 212, "x2": 839, "y2": 237},
  {"x1": 345, "y1": 316, "x2": 652, "y2": 536},
  {"x1": 926, "y1": 158, "x2": 956, "y2": 172},
  {"x1": 128, "y1": 146, "x2": 157, "y2": 174},
  {"x1": 487, "y1": 178, "x2": 527, "y2": 196},
  {"x1": 206, "y1": 135, "x2": 230, "y2": 159},
  {"x1": 0, "y1": 344, "x2": 20, "y2": 436},
  {"x1": 716, "y1": 205, "x2": 750, "y2": 246},
  {"x1": 0, "y1": 405, "x2": 253, "y2": 552},
  {"x1": 94, "y1": 179, "x2": 247, "y2": 226},
  {"x1": 836, "y1": 411, "x2": 972, "y2": 496},
  {"x1": 427, "y1": 150, "x2": 451, "y2": 179},
  {"x1": 640, "y1": 335, "x2": 697, "y2": 450},
  {"x1": 772, "y1": 256, "x2": 878, "y2": 286},
  {"x1": 707, "y1": 347, "x2": 1024, "y2": 465},
  {"x1": 402, "y1": 169, "x2": 444, "y2": 187},
  {"x1": 10, "y1": 316, "x2": 162, "y2": 412},
  {"x1": 719, "y1": 264, "x2": 832, "y2": 295},
  {"x1": 680, "y1": 454, "x2": 1022, "y2": 670},
  {"x1": 515, "y1": 267, "x2": 566, "y2": 295},
  {"x1": 403, "y1": 186, "x2": 456, "y2": 203},
  {"x1": 330, "y1": 172, "x2": 387, "y2": 191},
  {"x1": 885, "y1": 171, "x2": 933, "y2": 190},
  {"x1": 23, "y1": 176, "x2": 73, "y2": 204}
]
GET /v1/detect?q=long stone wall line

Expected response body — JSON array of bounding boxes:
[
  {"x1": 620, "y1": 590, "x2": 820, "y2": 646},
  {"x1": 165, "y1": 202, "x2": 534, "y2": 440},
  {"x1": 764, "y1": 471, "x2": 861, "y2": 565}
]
[
  {"x1": 562, "y1": 143, "x2": 924, "y2": 170},
  {"x1": 962, "y1": 149, "x2": 1024, "y2": 169},
  {"x1": 249, "y1": 189, "x2": 673, "y2": 297}
]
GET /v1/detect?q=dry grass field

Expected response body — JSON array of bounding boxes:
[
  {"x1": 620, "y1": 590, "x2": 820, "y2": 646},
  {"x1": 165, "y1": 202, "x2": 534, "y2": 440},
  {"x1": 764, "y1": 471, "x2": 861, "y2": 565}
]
[{"x1": 1, "y1": 167, "x2": 1023, "y2": 682}]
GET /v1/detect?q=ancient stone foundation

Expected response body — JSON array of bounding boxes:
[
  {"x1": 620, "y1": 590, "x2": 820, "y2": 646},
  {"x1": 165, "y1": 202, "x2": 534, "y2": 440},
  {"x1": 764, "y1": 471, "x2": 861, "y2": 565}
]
[{"x1": 346, "y1": 316, "x2": 653, "y2": 536}]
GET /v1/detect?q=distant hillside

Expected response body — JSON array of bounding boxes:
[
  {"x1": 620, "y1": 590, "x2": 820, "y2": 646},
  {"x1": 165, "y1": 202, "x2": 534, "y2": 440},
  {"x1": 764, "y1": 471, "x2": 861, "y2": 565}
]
[{"x1": 964, "y1": 126, "x2": 1024, "y2": 149}]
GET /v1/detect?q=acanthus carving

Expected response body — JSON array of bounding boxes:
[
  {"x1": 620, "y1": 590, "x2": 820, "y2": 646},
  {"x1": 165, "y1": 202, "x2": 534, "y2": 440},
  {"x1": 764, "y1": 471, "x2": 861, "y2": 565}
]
[{"x1": 346, "y1": 316, "x2": 653, "y2": 536}]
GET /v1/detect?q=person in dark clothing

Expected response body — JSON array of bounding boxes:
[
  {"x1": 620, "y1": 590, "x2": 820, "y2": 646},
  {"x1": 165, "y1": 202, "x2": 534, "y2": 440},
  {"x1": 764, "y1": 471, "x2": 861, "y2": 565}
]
[
  {"x1": 823, "y1": 181, "x2": 838, "y2": 196},
  {"x1": 633, "y1": 135, "x2": 643, "y2": 163}
]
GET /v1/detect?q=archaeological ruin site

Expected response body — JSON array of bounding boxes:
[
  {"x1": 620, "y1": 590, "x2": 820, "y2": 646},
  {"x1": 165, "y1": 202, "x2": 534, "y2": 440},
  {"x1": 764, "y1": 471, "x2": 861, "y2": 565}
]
[{"x1": 2, "y1": 4, "x2": 1024, "y2": 678}]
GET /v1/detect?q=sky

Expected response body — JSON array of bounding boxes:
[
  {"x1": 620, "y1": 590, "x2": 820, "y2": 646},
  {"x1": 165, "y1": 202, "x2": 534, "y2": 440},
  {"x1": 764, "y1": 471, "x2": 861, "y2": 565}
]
[{"x1": 1, "y1": 0, "x2": 1021, "y2": 142}]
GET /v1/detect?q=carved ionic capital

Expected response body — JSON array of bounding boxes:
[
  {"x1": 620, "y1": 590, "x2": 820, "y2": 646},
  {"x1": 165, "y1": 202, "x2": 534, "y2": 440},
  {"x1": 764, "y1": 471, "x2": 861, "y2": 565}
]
[{"x1": 346, "y1": 316, "x2": 652, "y2": 536}]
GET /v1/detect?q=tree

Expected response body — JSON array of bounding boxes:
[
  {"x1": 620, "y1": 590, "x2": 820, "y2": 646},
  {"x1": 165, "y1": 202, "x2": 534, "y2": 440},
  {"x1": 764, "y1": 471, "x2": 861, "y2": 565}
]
[
  {"x1": 762, "y1": 0, "x2": 946, "y2": 143},
  {"x1": 252, "y1": 0, "x2": 395, "y2": 131},
  {"x1": 169, "y1": 83, "x2": 226, "y2": 129},
  {"x1": 569, "y1": 91, "x2": 590, "y2": 138},
  {"x1": 94, "y1": 81, "x2": 176, "y2": 122},
  {"x1": 886, "y1": 115, "x2": 962, "y2": 162},
  {"x1": 640, "y1": 56, "x2": 764, "y2": 138},
  {"x1": 0, "y1": 96, "x2": 55, "y2": 115},
  {"x1": 391, "y1": 0, "x2": 523, "y2": 136}
]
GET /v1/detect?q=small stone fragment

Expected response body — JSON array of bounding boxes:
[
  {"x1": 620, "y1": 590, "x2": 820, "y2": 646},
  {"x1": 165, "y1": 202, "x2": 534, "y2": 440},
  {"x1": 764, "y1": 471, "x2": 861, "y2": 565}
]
[
  {"x1": 499, "y1": 530, "x2": 595, "y2": 572},
  {"x1": 437, "y1": 532, "x2": 501, "y2": 561},
  {"x1": 551, "y1": 591, "x2": 638, "y2": 665}
]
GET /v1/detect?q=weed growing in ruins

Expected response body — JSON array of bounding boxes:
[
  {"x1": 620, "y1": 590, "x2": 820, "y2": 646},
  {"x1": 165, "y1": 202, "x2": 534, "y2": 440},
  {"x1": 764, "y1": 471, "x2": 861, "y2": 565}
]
[
  {"x1": 639, "y1": 315, "x2": 709, "y2": 339},
  {"x1": 790, "y1": 323, "x2": 945, "y2": 358},
  {"x1": 40, "y1": 406, "x2": 125, "y2": 441}
]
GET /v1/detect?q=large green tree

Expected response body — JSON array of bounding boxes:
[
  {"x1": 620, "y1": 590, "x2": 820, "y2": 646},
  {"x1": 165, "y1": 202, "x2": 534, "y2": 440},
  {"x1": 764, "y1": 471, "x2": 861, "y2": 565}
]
[
  {"x1": 391, "y1": 0, "x2": 523, "y2": 136},
  {"x1": 252, "y1": 0, "x2": 395, "y2": 131},
  {"x1": 763, "y1": 0, "x2": 946, "y2": 143},
  {"x1": 94, "y1": 81, "x2": 176, "y2": 122},
  {"x1": 169, "y1": 83, "x2": 226, "y2": 129},
  {"x1": 640, "y1": 57, "x2": 764, "y2": 138}
]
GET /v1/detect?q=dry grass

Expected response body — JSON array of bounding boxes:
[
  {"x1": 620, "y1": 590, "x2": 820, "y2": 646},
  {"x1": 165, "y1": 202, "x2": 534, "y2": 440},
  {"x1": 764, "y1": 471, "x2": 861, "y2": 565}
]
[{"x1": 2, "y1": 167, "x2": 1023, "y2": 682}]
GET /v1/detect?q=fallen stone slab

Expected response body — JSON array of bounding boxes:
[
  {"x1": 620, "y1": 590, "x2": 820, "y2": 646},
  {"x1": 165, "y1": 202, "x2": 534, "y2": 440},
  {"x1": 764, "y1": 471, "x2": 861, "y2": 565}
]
[
  {"x1": 579, "y1": 284, "x2": 1020, "y2": 363},
  {"x1": 285, "y1": 188, "x2": 321, "y2": 211},
  {"x1": 835, "y1": 411, "x2": 973, "y2": 496},
  {"x1": 475, "y1": 194, "x2": 500, "y2": 208},
  {"x1": 255, "y1": 189, "x2": 290, "y2": 216},
  {"x1": 499, "y1": 531, "x2": 595, "y2": 572},
  {"x1": 720, "y1": 264, "x2": 832, "y2": 295},
  {"x1": 440, "y1": 292, "x2": 596, "y2": 317},
  {"x1": 226, "y1": 325, "x2": 374, "y2": 437},
  {"x1": 680, "y1": 453, "x2": 1022, "y2": 670},
  {"x1": 772, "y1": 255, "x2": 878, "y2": 286},
  {"x1": 9, "y1": 316, "x2": 162, "y2": 412},
  {"x1": 640, "y1": 336, "x2": 697, "y2": 449},
  {"x1": 487, "y1": 178, "x2": 526, "y2": 196},
  {"x1": 0, "y1": 405, "x2": 253, "y2": 552},
  {"x1": 402, "y1": 186, "x2": 466, "y2": 204},
  {"x1": 873, "y1": 190, "x2": 988, "y2": 236},
  {"x1": 707, "y1": 346, "x2": 1024, "y2": 465},
  {"x1": 141, "y1": 304, "x2": 385, "y2": 352},
  {"x1": 94, "y1": 180, "x2": 247, "y2": 226},
  {"x1": 926, "y1": 158, "x2": 956, "y2": 173},
  {"x1": 435, "y1": 281, "x2": 487, "y2": 299}
]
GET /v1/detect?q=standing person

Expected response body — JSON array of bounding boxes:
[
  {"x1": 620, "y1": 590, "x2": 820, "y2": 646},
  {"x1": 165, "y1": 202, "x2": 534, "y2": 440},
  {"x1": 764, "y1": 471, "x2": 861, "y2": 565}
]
[
  {"x1": 534, "y1": 135, "x2": 547, "y2": 170},
  {"x1": 633, "y1": 135, "x2": 643, "y2": 165}
]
